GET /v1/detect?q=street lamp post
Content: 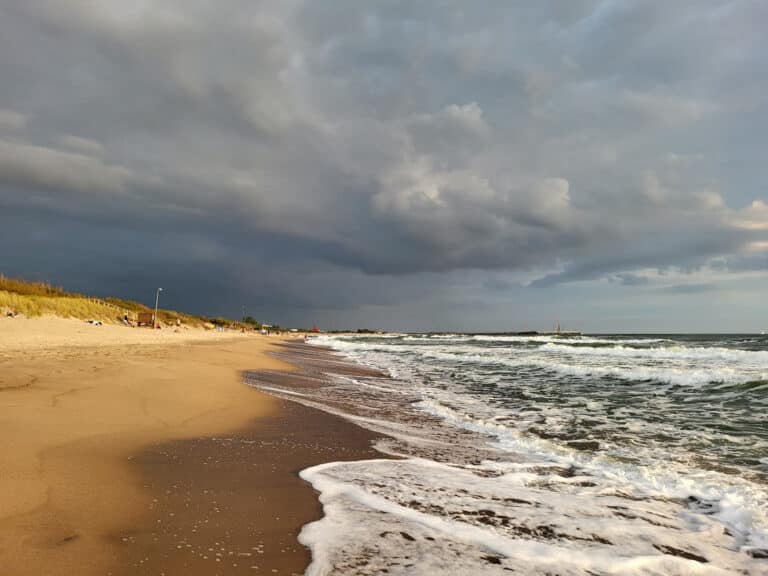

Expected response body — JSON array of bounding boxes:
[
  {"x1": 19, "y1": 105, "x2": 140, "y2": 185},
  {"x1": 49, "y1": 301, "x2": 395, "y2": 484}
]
[{"x1": 154, "y1": 287, "x2": 163, "y2": 329}]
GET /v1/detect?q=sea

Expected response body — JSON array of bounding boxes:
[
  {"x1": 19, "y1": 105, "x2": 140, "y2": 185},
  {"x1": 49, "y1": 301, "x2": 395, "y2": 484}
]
[{"x1": 250, "y1": 333, "x2": 768, "y2": 575}]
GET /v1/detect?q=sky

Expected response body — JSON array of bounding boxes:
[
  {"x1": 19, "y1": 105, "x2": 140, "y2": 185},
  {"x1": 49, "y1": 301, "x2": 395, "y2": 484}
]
[{"x1": 0, "y1": 0, "x2": 766, "y2": 332}]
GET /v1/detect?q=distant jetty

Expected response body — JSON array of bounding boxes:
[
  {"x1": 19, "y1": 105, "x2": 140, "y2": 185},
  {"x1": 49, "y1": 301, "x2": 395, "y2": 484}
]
[{"x1": 484, "y1": 330, "x2": 583, "y2": 337}]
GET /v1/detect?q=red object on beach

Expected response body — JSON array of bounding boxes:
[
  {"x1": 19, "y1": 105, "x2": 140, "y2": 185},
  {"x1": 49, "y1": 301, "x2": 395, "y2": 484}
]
[{"x1": 312, "y1": 324, "x2": 320, "y2": 333}]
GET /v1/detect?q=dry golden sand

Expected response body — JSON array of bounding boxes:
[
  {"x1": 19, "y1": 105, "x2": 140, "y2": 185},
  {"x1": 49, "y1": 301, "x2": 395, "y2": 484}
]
[
  {"x1": 0, "y1": 315, "x2": 245, "y2": 353},
  {"x1": 0, "y1": 316, "x2": 378, "y2": 575}
]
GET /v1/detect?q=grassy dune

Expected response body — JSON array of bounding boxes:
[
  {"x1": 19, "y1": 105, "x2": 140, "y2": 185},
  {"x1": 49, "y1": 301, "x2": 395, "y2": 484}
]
[
  {"x1": 0, "y1": 275, "x2": 218, "y2": 327},
  {"x1": 0, "y1": 290, "x2": 123, "y2": 321},
  {"x1": 0, "y1": 276, "x2": 76, "y2": 298}
]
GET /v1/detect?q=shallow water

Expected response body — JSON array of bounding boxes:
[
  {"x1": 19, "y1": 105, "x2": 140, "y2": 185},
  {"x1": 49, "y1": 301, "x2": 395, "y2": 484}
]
[{"x1": 248, "y1": 335, "x2": 768, "y2": 575}]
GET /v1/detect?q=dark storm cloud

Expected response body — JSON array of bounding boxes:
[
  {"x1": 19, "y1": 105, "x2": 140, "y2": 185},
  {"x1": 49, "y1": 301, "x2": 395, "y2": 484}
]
[{"x1": 0, "y1": 1, "x2": 766, "y2": 326}]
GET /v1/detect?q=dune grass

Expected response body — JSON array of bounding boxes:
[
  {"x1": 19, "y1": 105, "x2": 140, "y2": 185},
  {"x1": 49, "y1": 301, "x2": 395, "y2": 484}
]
[
  {"x1": 0, "y1": 275, "x2": 227, "y2": 328},
  {"x1": 0, "y1": 290, "x2": 122, "y2": 321},
  {"x1": 0, "y1": 275, "x2": 80, "y2": 298}
]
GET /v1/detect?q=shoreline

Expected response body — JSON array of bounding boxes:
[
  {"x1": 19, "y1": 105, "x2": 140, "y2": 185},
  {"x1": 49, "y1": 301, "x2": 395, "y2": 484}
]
[
  {"x1": 280, "y1": 333, "x2": 768, "y2": 574},
  {"x1": 0, "y1": 317, "x2": 384, "y2": 575}
]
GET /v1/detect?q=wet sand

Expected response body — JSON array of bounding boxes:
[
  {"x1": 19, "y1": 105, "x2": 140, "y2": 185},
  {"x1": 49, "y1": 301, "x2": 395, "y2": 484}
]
[{"x1": 121, "y1": 399, "x2": 381, "y2": 575}]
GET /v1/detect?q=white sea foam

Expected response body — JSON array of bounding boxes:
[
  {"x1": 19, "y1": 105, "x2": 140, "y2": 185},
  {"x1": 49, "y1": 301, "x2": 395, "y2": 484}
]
[
  {"x1": 256, "y1": 385, "x2": 309, "y2": 397},
  {"x1": 316, "y1": 333, "x2": 673, "y2": 349},
  {"x1": 415, "y1": 346, "x2": 764, "y2": 386},
  {"x1": 403, "y1": 333, "x2": 463, "y2": 341},
  {"x1": 540, "y1": 342, "x2": 768, "y2": 364},
  {"x1": 300, "y1": 458, "x2": 763, "y2": 575},
  {"x1": 415, "y1": 393, "x2": 768, "y2": 548},
  {"x1": 469, "y1": 334, "x2": 674, "y2": 346},
  {"x1": 317, "y1": 335, "x2": 768, "y2": 383},
  {"x1": 528, "y1": 359, "x2": 753, "y2": 387}
]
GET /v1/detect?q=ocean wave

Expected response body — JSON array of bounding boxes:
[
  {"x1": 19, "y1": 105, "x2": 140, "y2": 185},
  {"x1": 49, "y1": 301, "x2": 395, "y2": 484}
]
[
  {"x1": 414, "y1": 394, "x2": 768, "y2": 550},
  {"x1": 540, "y1": 342, "x2": 768, "y2": 364},
  {"x1": 469, "y1": 334, "x2": 673, "y2": 346},
  {"x1": 319, "y1": 335, "x2": 768, "y2": 387},
  {"x1": 417, "y1": 347, "x2": 763, "y2": 387}
]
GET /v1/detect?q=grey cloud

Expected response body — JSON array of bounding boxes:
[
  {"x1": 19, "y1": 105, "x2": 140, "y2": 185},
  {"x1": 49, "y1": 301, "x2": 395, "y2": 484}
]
[
  {"x1": 0, "y1": 108, "x2": 26, "y2": 131},
  {"x1": 610, "y1": 273, "x2": 650, "y2": 287},
  {"x1": 371, "y1": 167, "x2": 590, "y2": 273},
  {"x1": 0, "y1": 1, "x2": 766, "y2": 327},
  {"x1": 713, "y1": 253, "x2": 768, "y2": 274},
  {"x1": 58, "y1": 135, "x2": 105, "y2": 156},
  {"x1": 658, "y1": 283, "x2": 716, "y2": 295},
  {"x1": 621, "y1": 90, "x2": 717, "y2": 126},
  {"x1": 405, "y1": 102, "x2": 490, "y2": 167},
  {"x1": 0, "y1": 139, "x2": 131, "y2": 195}
]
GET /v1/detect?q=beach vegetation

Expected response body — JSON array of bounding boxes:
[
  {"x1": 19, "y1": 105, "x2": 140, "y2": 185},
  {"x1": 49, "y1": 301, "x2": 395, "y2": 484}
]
[
  {"x1": 0, "y1": 275, "x2": 80, "y2": 298},
  {"x1": 0, "y1": 289, "x2": 122, "y2": 320},
  {"x1": 0, "y1": 274, "x2": 240, "y2": 328}
]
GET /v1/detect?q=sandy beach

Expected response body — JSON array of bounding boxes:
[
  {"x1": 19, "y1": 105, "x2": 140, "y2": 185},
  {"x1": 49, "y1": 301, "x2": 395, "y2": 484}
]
[{"x1": 0, "y1": 316, "x2": 380, "y2": 575}]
